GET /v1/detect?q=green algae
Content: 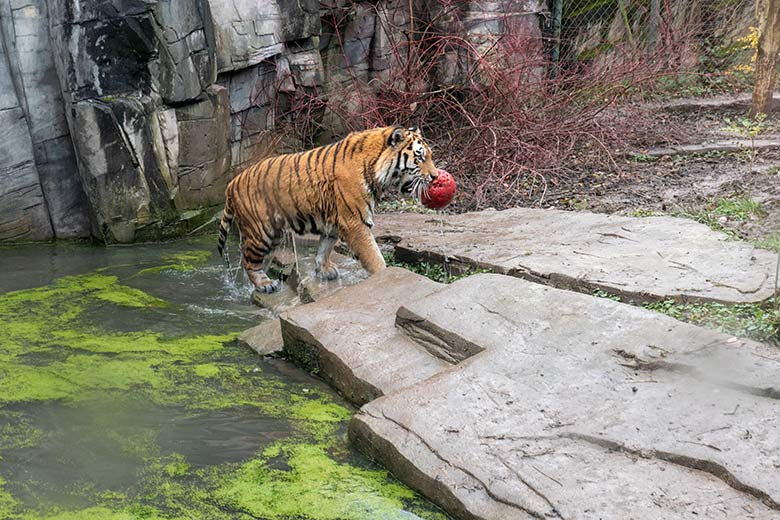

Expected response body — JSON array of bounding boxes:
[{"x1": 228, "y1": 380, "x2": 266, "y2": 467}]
[
  {"x1": 0, "y1": 257, "x2": 450, "y2": 520},
  {"x1": 288, "y1": 395, "x2": 353, "y2": 439},
  {"x1": 215, "y1": 442, "x2": 424, "y2": 520},
  {"x1": 0, "y1": 476, "x2": 19, "y2": 520},
  {"x1": 135, "y1": 250, "x2": 212, "y2": 275},
  {"x1": 0, "y1": 272, "x2": 234, "y2": 404},
  {"x1": 18, "y1": 506, "x2": 168, "y2": 520},
  {"x1": 192, "y1": 363, "x2": 221, "y2": 378},
  {"x1": 0, "y1": 412, "x2": 45, "y2": 449}
]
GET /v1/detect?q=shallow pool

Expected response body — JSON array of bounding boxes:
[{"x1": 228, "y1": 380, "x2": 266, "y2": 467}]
[{"x1": 0, "y1": 237, "x2": 447, "y2": 520}]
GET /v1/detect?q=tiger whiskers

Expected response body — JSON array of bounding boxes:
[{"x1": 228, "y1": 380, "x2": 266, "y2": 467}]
[{"x1": 411, "y1": 176, "x2": 429, "y2": 202}]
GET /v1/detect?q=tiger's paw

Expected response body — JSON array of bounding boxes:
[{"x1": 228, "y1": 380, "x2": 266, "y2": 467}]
[
  {"x1": 255, "y1": 279, "x2": 281, "y2": 294},
  {"x1": 316, "y1": 265, "x2": 339, "y2": 281}
]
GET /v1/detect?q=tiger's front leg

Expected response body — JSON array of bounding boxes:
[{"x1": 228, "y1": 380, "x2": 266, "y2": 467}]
[{"x1": 339, "y1": 222, "x2": 386, "y2": 275}]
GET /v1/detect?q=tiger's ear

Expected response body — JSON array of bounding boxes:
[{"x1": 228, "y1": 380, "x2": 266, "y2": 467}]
[
  {"x1": 388, "y1": 127, "x2": 405, "y2": 147},
  {"x1": 408, "y1": 124, "x2": 418, "y2": 133}
]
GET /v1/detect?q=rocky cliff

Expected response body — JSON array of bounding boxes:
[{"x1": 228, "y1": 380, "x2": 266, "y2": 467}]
[{"x1": 0, "y1": 0, "x2": 543, "y2": 243}]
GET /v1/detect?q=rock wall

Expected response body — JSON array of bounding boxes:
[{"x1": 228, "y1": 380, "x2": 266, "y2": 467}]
[{"x1": 0, "y1": 0, "x2": 544, "y2": 243}]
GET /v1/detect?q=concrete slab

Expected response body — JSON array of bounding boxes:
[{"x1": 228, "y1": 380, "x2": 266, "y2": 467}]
[
  {"x1": 375, "y1": 208, "x2": 777, "y2": 304},
  {"x1": 280, "y1": 267, "x2": 452, "y2": 405},
  {"x1": 351, "y1": 274, "x2": 780, "y2": 519}
]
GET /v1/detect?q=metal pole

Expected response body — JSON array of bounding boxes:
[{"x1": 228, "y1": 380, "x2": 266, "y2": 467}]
[
  {"x1": 551, "y1": 0, "x2": 563, "y2": 76},
  {"x1": 648, "y1": 0, "x2": 661, "y2": 51}
]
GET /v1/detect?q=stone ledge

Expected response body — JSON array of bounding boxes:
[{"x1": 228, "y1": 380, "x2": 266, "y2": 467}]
[{"x1": 375, "y1": 208, "x2": 778, "y2": 304}]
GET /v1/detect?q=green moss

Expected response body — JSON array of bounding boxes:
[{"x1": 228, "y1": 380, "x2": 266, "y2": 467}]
[
  {"x1": 163, "y1": 455, "x2": 190, "y2": 478},
  {"x1": 135, "y1": 251, "x2": 212, "y2": 275},
  {"x1": 592, "y1": 289, "x2": 780, "y2": 344},
  {"x1": 644, "y1": 299, "x2": 780, "y2": 343},
  {"x1": 383, "y1": 251, "x2": 489, "y2": 284},
  {"x1": 671, "y1": 195, "x2": 766, "y2": 241},
  {"x1": 0, "y1": 476, "x2": 20, "y2": 520},
  {"x1": 215, "y1": 442, "x2": 426, "y2": 520},
  {"x1": 1, "y1": 262, "x2": 448, "y2": 520},
  {"x1": 755, "y1": 234, "x2": 780, "y2": 252}
]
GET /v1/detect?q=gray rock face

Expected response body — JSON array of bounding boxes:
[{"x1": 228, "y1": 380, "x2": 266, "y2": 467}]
[
  {"x1": 46, "y1": 0, "x2": 159, "y2": 102},
  {"x1": 154, "y1": 0, "x2": 217, "y2": 104},
  {"x1": 375, "y1": 208, "x2": 778, "y2": 304},
  {"x1": 43, "y1": 0, "x2": 233, "y2": 242},
  {"x1": 68, "y1": 95, "x2": 175, "y2": 243},
  {"x1": 0, "y1": 0, "x2": 89, "y2": 240},
  {"x1": 350, "y1": 274, "x2": 780, "y2": 519},
  {"x1": 0, "y1": 0, "x2": 545, "y2": 242},
  {"x1": 174, "y1": 85, "x2": 231, "y2": 209},
  {"x1": 0, "y1": 30, "x2": 52, "y2": 242},
  {"x1": 0, "y1": 106, "x2": 53, "y2": 241},
  {"x1": 209, "y1": 0, "x2": 319, "y2": 73}
]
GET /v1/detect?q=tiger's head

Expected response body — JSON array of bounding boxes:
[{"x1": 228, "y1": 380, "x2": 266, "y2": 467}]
[{"x1": 376, "y1": 126, "x2": 438, "y2": 200}]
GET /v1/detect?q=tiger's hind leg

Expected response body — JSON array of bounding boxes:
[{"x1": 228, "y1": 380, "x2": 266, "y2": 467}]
[
  {"x1": 241, "y1": 242, "x2": 281, "y2": 294},
  {"x1": 315, "y1": 234, "x2": 339, "y2": 281}
]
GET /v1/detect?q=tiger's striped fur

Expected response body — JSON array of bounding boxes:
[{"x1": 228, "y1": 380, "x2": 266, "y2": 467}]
[{"x1": 217, "y1": 126, "x2": 439, "y2": 293}]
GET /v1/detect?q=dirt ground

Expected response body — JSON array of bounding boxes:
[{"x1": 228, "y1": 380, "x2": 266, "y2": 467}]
[{"x1": 545, "y1": 97, "x2": 780, "y2": 246}]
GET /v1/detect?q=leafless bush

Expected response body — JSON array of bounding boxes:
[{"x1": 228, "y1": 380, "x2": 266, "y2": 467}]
[{"x1": 260, "y1": 2, "x2": 740, "y2": 210}]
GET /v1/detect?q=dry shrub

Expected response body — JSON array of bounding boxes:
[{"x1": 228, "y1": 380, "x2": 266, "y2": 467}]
[{"x1": 271, "y1": 1, "x2": 732, "y2": 210}]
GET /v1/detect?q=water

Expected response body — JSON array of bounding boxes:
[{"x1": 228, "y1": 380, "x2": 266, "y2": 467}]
[{"x1": 0, "y1": 236, "x2": 447, "y2": 520}]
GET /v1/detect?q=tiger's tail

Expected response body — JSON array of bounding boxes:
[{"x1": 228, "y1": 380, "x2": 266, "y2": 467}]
[{"x1": 217, "y1": 196, "x2": 234, "y2": 267}]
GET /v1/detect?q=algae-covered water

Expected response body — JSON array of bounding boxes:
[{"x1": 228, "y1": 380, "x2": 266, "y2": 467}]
[{"x1": 0, "y1": 237, "x2": 447, "y2": 520}]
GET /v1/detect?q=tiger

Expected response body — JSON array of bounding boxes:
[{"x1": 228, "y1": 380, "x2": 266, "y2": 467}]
[{"x1": 217, "y1": 125, "x2": 439, "y2": 293}]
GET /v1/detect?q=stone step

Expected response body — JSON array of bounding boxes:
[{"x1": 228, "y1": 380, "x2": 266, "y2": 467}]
[
  {"x1": 652, "y1": 93, "x2": 780, "y2": 113},
  {"x1": 375, "y1": 208, "x2": 778, "y2": 304},
  {"x1": 639, "y1": 138, "x2": 780, "y2": 157},
  {"x1": 351, "y1": 273, "x2": 780, "y2": 520},
  {"x1": 279, "y1": 267, "x2": 451, "y2": 405}
]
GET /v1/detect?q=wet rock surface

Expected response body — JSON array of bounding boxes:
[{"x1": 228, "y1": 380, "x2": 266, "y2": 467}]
[
  {"x1": 375, "y1": 208, "x2": 778, "y2": 304},
  {"x1": 249, "y1": 245, "x2": 369, "y2": 313},
  {"x1": 280, "y1": 268, "x2": 451, "y2": 405},
  {"x1": 238, "y1": 319, "x2": 283, "y2": 356}
]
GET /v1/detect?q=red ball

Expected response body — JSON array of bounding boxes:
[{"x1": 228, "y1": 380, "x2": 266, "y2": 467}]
[{"x1": 421, "y1": 169, "x2": 456, "y2": 209}]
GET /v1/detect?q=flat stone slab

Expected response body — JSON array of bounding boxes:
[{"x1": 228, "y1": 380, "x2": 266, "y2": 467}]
[
  {"x1": 351, "y1": 274, "x2": 780, "y2": 519},
  {"x1": 641, "y1": 138, "x2": 780, "y2": 157},
  {"x1": 375, "y1": 208, "x2": 777, "y2": 304},
  {"x1": 653, "y1": 92, "x2": 780, "y2": 113},
  {"x1": 280, "y1": 267, "x2": 451, "y2": 405},
  {"x1": 237, "y1": 319, "x2": 283, "y2": 356}
]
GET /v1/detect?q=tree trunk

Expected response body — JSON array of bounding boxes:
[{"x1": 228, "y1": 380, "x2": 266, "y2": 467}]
[{"x1": 750, "y1": 0, "x2": 780, "y2": 116}]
